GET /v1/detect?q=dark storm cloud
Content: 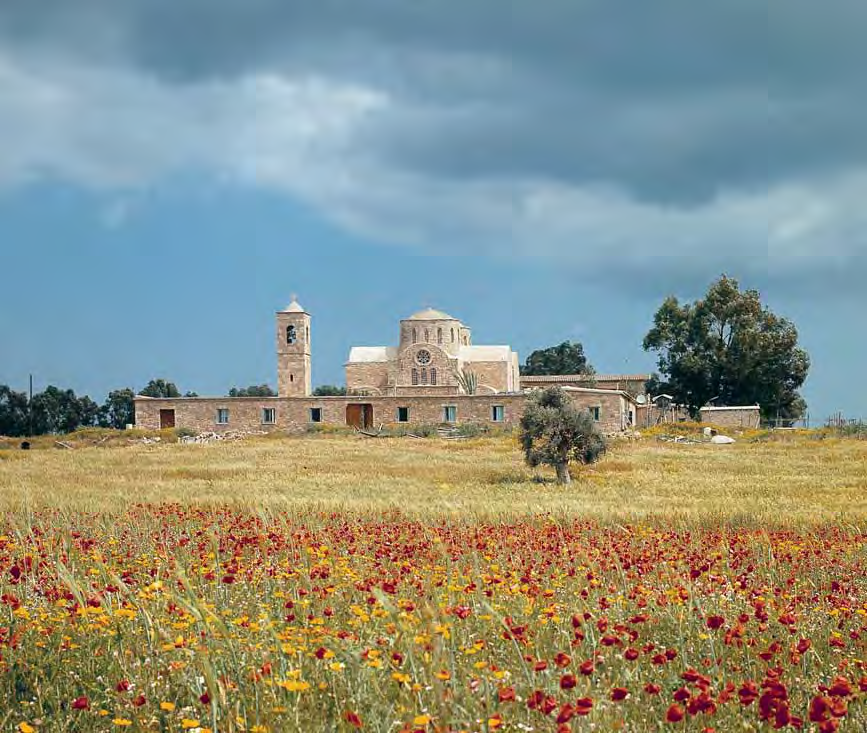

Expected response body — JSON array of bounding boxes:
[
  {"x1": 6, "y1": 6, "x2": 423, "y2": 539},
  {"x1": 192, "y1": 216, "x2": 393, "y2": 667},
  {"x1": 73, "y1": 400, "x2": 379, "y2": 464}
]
[{"x1": 2, "y1": 0, "x2": 866, "y2": 206}]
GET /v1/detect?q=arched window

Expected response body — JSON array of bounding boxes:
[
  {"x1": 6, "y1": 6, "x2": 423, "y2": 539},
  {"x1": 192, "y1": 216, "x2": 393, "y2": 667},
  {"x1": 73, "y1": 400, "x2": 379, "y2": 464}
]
[
  {"x1": 430, "y1": 368, "x2": 437, "y2": 386},
  {"x1": 306, "y1": 326, "x2": 309, "y2": 343},
  {"x1": 437, "y1": 328, "x2": 443, "y2": 344},
  {"x1": 287, "y1": 325, "x2": 297, "y2": 344},
  {"x1": 451, "y1": 328, "x2": 455, "y2": 343},
  {"x1": 421, "y1": 368, "x2": 428, "y2": 385},
  {"x1": 290, "y1": 374, "x2": 294, "y2": 383},
  {"x1": 412, "y1": 328, "x2": 417, "y2": 344},
  {"x1": 424, "y1": 329, "x2": 430, "y2": 342},
  {"x1": 411, "y1": 368, "x2": 419, "y2": 385}
]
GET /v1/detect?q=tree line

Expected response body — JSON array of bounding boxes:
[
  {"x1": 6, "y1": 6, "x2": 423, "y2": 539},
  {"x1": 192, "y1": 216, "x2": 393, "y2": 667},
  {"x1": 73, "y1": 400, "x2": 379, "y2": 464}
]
[{"x1": 0, "y1": 380, "x2": 191, "y2": 437}]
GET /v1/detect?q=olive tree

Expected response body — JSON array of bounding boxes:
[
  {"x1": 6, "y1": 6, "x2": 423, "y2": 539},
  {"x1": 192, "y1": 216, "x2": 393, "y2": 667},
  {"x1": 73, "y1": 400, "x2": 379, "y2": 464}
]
[{"x1": 519, "y1": 387, "x2": 606, "y2": 484}]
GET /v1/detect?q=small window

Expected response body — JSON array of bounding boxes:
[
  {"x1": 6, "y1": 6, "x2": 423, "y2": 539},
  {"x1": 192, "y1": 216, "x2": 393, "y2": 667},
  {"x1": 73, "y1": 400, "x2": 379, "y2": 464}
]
[
  {"x1": 443, "y1": 405, "x2": 457, "y2": 423},
  {"x1": 412, "y1": 368, "x2": 419, "y2": 385},
  {"x1": 262, "y1": 408, "x2": 276, "y2": 424},
  {"x1": 437, "y1": 328, "x2": 443, "y2": 345},
  {"x1": 430, "y1": 367, "x2": 437, "y2": 386},
  {"x1": 424, "y1": 328, "x2": 430, "y2": 342},
  {"x1": 310, "y1": 407, "x2": 322, "y2": 423},
  {"x1": 492, "y1": 405, "x2": 505, "y2": 422},
  {"x1": 397, "y1": 407, "x2": 409, "y2": 423},
  {"x1": 451, "y1": 328, "x2": 455, "y2": 343},
  {"x1": 412, "y1": 328, "x2": 417, "y2": 344},
  {"x1": 216, "y1": 408, "x2": 229, "y2": 424},
  {"x1": 306, "y1": 326, "x2": 309, "y2": 342},
  {"x1": 287, "y1": 325, "x2": 297, "y2": 344},
  {"x1": 421, "y1": 367, "x2": 428, "y2": 385},
  {"x1": 290, "y1": 374, "x2": 294, "y2": 383},
  {"x1": 590, "y1": 406, "x2": 601, "y2": 421}
]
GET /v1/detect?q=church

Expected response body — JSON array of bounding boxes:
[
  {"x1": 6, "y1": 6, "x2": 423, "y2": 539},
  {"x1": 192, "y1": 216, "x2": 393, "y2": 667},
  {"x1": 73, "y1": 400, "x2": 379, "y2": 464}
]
[
  {"x1": 135, "y1": 298, "x2": 641, "y2": 434},
  {"x1": 344, "y1": 307, "x2": 520, "y2": 396}
]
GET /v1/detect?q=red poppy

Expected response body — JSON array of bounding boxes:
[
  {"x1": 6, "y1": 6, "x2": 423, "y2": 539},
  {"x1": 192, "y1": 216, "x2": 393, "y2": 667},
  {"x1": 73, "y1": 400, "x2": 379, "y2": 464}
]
[
  {"x1": 706, "y1": 615, "x2": 725, "y2": 630},
  {"x1": 560, "y1": 674, "x2": 577, "y2": 690},
  {"x1": 579, "y1": 660, "x2": 594, "y2": 675},
  {"x1": 554, "y1": 652, "x2": 571, "y2": 668},
  {"x1": 72, "y1": 696, "x2": 89, "y2": 710},
  {"x1": 673, "y1": 687, "x2": 691, "y2": 702},
  {"x1": 611, "y1": 687, "x2": 629, "y2": 701},
  {"x1": 827, "y1": 677, "x2": 852, "y2": 697},
  {"x1": 344, "y1": 710, "x2": 363, "y2": 728},
  {"x1": 498, "y1": 686, "x2": 516, "y2": 702},
  {"x1": 666, "y1": 704, "x2": 685, "y2": 723},
  {"x1": 738, "y1": 681, "x2": 758, "y2": 705},
  {"x1": 644, "y1": 683, "x2": 661, "y2": 695},
  {"x1": 556, "y1": 703, "x2": 575, "y2": 724},
  {"x1": 575, "y1": 697, "x2": 593, "y2": 716}
]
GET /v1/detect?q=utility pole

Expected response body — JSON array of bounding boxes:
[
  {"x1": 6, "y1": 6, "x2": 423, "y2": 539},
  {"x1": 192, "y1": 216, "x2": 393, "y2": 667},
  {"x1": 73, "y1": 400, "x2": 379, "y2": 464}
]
[{"x1": 29, "y1": 374, "x2": 33, "y2": 437}]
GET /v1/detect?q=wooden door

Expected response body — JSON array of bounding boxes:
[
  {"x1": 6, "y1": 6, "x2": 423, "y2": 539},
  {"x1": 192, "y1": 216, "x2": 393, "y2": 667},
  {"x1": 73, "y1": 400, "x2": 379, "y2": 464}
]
[
  {"x1": 159, "y1": 409, "x2": 176, "y2": 429},
  {"x1": 346, "y1": 404, "x2": 363, "y2": 428},
  {"x1": 346, "y1": 404, "x2": 374, "y2": 429}
]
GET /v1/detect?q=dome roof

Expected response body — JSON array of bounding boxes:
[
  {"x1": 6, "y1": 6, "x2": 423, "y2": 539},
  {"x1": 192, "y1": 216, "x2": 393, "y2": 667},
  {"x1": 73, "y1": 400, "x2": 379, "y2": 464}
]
[{"x1": 405, "y1": 307, "x2": 458, "y2": 321}]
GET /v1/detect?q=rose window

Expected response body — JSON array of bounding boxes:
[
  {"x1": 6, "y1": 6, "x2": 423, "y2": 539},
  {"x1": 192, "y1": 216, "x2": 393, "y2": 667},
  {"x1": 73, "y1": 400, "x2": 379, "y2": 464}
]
[{"x1": 415, "y1": 349, "x2": 432, "y2": 365}]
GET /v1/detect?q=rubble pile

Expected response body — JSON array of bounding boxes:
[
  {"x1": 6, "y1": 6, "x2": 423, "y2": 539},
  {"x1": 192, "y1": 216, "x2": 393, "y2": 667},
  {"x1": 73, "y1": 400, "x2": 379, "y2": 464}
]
[{"x1": 179, "y1": 430, "x2": 267, "y2": 444}]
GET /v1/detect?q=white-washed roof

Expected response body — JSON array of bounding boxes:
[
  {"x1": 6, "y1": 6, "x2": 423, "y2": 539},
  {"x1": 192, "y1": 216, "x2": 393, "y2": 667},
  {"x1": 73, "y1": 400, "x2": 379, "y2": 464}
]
[
  {"x1": 459, "y1": 345, "x2": 512, "y2": 362},
  {"x1": 279, "y1": 299, "x2": 306, "y2": 313},
  {"x1": 347, "y1": 346, "x2": 398, "y2": 364},
  {"x1": 699, "y1": 405, "x2": 760, "y2": 411},
  {"x1": 405, "y1": 308, "x2": 458, "y2": 321}
]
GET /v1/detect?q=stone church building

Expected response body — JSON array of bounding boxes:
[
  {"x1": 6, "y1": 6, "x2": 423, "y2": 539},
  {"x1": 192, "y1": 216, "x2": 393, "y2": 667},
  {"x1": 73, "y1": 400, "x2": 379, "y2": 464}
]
[
  {"x1": 135, "y1": 298, "x2": 640, "y2": 434},
  {"x1": 345, "y1": 307, "x2": 520, "y2": 396}
]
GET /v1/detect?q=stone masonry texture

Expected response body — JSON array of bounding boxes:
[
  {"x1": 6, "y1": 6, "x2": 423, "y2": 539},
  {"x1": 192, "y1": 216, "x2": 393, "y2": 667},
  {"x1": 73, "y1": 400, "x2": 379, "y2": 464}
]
[{"x1": 135, "y1": 389, "x2": 632, "y2": 434}]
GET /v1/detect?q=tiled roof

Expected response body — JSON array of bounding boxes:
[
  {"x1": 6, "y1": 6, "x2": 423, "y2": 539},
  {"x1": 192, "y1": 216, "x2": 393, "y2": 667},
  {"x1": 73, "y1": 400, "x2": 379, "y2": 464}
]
[{"x1": 520, "y1": 374, "x2": 651, "y2": 382}]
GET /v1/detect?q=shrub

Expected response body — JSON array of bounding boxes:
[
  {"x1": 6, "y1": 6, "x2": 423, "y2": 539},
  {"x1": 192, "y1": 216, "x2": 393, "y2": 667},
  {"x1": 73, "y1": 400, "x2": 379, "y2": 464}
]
[{"x1": 456, "y1": 423, "x2": 489, "y2": 438}]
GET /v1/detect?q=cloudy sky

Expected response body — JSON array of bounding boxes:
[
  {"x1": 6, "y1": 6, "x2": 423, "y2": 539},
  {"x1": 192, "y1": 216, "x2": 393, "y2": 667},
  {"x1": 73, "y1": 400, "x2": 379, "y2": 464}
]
[{"x1": 0, "y1": 0, "x2": 864, "y2": 419}]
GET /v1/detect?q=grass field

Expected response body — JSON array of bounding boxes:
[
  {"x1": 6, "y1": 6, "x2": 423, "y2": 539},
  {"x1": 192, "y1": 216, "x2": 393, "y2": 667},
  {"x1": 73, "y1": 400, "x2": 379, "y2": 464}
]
[{"x1": 0, "y1": 433, "x2": 865, "y2": 731}]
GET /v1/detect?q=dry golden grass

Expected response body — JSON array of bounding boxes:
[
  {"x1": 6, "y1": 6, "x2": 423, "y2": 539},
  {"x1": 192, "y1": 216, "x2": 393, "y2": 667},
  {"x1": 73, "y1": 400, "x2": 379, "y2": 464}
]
[{"x1": 1, "y1": 433, "x2": 865, "y2": 525}]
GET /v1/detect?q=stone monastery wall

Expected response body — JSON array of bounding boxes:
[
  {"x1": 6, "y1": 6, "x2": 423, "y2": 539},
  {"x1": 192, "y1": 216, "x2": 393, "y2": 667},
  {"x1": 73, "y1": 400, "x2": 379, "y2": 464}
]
[{"x1": 135, "y1": 389, "x2": 632, "y2": 434}]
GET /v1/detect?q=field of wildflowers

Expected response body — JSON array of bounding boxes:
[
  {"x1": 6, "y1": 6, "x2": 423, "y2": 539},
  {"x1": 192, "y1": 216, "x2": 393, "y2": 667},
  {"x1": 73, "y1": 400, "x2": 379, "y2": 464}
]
[{"x1": 0, "y1": 434, "x2": 865, "y2": 731}]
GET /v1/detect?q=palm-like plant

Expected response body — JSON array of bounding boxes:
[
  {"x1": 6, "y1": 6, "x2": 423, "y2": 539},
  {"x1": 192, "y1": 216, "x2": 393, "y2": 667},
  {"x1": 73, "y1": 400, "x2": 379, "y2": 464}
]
[{"x1": 454, "y1": 369, "x2": 479, "y2": 395}]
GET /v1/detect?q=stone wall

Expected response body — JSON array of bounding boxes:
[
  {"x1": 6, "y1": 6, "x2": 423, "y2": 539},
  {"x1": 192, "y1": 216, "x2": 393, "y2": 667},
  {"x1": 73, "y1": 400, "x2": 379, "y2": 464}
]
[
  {"x1": 464, "y1": 360, "x2": 509, "y2": 393},
  {"x1": 135, "y1": 388, "x2": 633, "y2": 434},
  {"x1": 699, "y1": 406, "x2": 761, "y2": 429},
  {"x1": 345, "y1": 362, "x2": 390, "y2": 394}
]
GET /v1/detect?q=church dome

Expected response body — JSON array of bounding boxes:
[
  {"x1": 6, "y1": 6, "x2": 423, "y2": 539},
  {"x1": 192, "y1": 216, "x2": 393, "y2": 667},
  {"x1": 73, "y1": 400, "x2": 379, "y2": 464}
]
[{"x1": 406, "y1": 307, "x2": 458, "y2": 321}]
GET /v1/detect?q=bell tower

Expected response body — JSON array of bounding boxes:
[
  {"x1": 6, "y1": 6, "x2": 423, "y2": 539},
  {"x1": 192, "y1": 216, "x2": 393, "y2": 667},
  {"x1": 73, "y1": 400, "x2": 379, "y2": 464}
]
[{"x1": 276, "y1": 295, "x2": 312, "y2": 397}]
